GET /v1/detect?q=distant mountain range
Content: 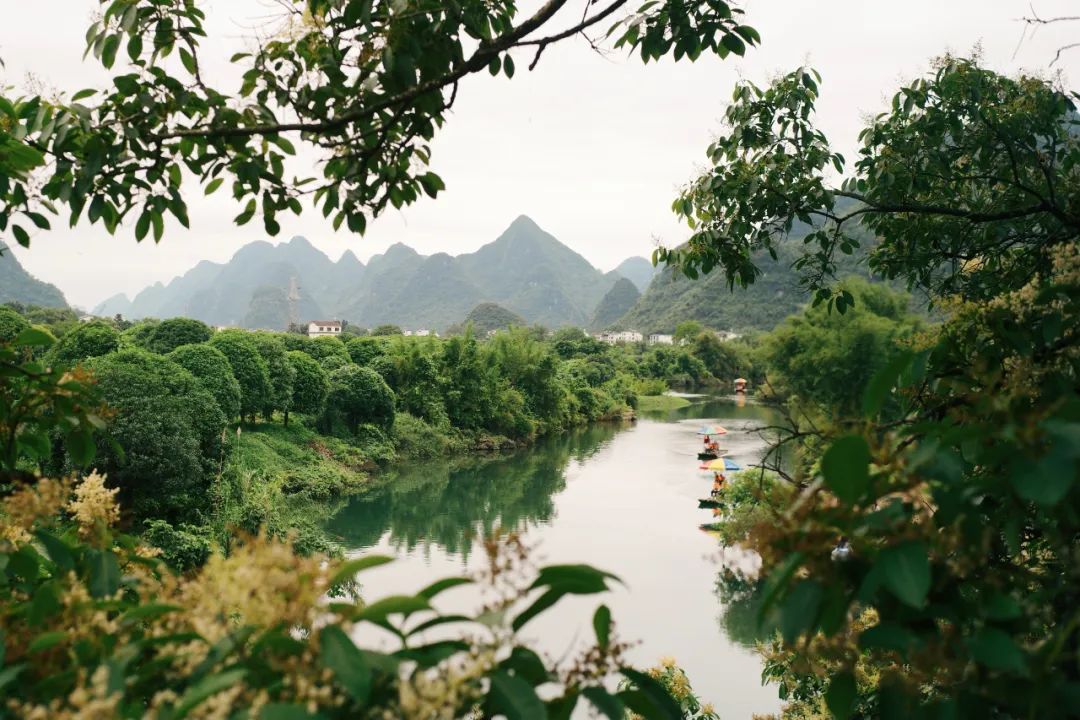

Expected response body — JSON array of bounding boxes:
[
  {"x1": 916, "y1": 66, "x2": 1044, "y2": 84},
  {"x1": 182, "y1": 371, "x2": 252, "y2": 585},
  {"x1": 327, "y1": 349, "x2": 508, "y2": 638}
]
[
  {"x1": 94, "y1": 216, "x2": 660, "y2": 332},
  {"x1": 0, "y1": 246, "x2": 68, "y2": 309},
  {"x1": 619, "y1": 214, "x2": 884, "y2": 333}
]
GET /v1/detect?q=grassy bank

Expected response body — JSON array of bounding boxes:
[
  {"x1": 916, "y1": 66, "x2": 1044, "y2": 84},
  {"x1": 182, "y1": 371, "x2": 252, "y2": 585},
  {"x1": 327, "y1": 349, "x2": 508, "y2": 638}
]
[{"x1": 637, "y1": 394, "x2": 693, "y2": 412}]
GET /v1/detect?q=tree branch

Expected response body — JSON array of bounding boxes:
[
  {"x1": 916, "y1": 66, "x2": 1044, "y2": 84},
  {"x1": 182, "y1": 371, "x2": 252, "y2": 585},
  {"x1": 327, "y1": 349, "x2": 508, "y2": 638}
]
[{"x1": 155, "y1": 0, "x2": 573, "y2": 141}]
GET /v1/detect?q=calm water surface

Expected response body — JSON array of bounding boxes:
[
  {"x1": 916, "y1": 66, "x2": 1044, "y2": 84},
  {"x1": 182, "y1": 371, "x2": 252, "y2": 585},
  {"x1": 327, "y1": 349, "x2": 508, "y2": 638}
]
[{"x1": 326, "y1": 397, "x2": 783, "y2": 718}]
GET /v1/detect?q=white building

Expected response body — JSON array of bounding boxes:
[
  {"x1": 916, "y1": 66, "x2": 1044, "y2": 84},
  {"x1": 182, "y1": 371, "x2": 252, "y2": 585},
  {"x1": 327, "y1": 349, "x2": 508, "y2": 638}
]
[
  {"x1": 403, "y1": 329, "x2": 433, "y2": 337},
  {"x1": 308, "y1": 320, "x2": 342, "y2": 337},
  {"x1": 595, "y1": 330, "x2": 644, "y2": 344},
  {"x1": 648, "y1": 333, "x2": 675, "y2": 345}
]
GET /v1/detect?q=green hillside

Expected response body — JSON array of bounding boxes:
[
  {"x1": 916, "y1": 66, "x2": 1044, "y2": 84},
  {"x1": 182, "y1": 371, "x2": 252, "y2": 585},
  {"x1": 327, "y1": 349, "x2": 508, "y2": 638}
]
[
  {"x1": 450, "y1": 302, "x2": 526, "y2": 335},
  {"x1": 590, "y1": 277, "x2": 641, "y2": 329},
  {"x1": 619, "y1": 221, "x2": 878, "y2": 333},
  {"x1": 613, "y1": 256, "x2": 659, "y2": 291},
  {"x1": 0, "y1": 246, "x2": 67, "y2": 308}
]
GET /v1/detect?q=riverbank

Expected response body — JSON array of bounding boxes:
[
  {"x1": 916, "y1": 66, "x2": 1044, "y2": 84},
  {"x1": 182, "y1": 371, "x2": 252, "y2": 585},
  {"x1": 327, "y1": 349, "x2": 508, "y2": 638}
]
[
  {"x1": 637, "y1": 394, "x2": 693, "y2": 412},
  {"x1": 186, "y1": 408, "x2": 637, "y2": 564}
]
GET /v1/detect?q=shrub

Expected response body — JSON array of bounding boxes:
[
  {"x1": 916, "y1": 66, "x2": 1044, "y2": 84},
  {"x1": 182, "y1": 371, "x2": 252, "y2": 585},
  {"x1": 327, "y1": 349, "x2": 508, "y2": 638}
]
[
  {"x1": 47, "y1": 320, "x2": 120, "y2": 365},
  {"x1": 210, "y1": 331, "x2": 272, "y2": 421},
  {"x1": 85, "y1": 349, "x2": 226, "y2": 522},
  {"x1": 142, "y1": 518, "x2": 214, "y2": 571},
  {"x1": 143, "y1": 317, "x2": 213, "y2": 353},
  {"x1": 323, "y1": 364, "x2": 396, "y2": 434},
  {"x1": 286, "y1": 349, "x2": 329, "y2": 424},
  {"x1": 168, "y1": 343, "x2": 243, "y2": 420}
]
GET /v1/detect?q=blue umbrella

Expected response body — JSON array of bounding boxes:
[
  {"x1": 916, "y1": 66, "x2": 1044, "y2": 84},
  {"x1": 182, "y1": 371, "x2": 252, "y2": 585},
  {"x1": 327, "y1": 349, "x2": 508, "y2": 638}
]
[{"x1": 724, "y1": 458, "x2": 742, "y2": 471}]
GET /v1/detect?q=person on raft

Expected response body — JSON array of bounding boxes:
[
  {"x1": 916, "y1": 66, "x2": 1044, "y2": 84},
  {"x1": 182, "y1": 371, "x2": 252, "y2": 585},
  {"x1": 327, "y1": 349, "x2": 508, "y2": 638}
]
[{"x1": 711, "y1": 472, "x2": 726, "y2": 496}]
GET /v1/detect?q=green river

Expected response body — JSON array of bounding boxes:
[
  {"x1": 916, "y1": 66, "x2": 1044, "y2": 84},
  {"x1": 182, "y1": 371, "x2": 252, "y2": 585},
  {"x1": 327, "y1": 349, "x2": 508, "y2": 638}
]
[{"x1": 326, "y1": 396, "x2": 784, "y2": 718}]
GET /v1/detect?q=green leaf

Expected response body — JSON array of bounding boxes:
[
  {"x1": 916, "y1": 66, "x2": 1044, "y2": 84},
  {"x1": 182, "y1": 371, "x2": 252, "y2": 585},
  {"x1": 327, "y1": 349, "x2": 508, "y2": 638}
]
[
  {"x1": 179, "y1": 47, "x2": 197, "y2": 74},
  {"x1": 758, "y1": 551, "x2": 804, "y2": 625},
  {"x1": 863, "y1": 351, "x2": 914, "y2": 416},
  {"x1": 858, "y1": 622, "x2": 913, "y2": 654},
  {"x1": 320, "y1": 626, "x2": 371, "y2": 702},
  {"x1": 967, "y1": 628, "x2": 1028, "y2": 675},
  {"x1": 135, "y1": 211, "x2": 151, "y2": 241},
  {"x1": 71, "y1": 88, "x2": 97, "y2": 102},
  {"x1": 530, "y1": 564, "x2": 620, "y2": 594},
  {"x1": 34, "y1": 531, "x2": 73, "y2": 571},
  {"x1": 204, "y1": 178, "x2": 224, "y2": 195},
  {"x1": 1009, "y1": 446, "x2": 1073, "y2": 506},
  {"x1": 12, "y1": 224, "x2": 30, "y2": 247},
  {"x1": 485, "y1": 671, "x2": 546, "y2": 720},
  {"x1": 826, "y1": 671, "x2": 857, "y2": 720},
  {"x1": 261, "y1": 703, "x2": 326, "y2": 720},
  {"x1": 593, "y1": 604, "x2": 611, "y2": 649},
  {"x1": 504, "y1": 54, "x2": 516, "y2": 78},
  {"x1": 395, "y1": 640, "x2": 468, "y2": 667},
  {"x1": 328, "y1": 554, "x2": 393, "y2": 587},
  {"x1": 28, "y1": 630, "x2": 67, "y2": 653},
  {"x1": 86, "y1": 549, "x2": 121, "y2": 599},
  {"x1": 878, "y1": 541, "x2": 930, "y2": 608},
  {"x1": 101, "y1": 34, "x2": 120, "y2": 68},
  {"x1": 512, "y1": 589, "x2": 561, "y2": 632},
  {"x1": 15, "y1": 327, "x2": 55, "y2": 347},
  {"x1": 151, "y1": 211, "x2": 164, "y2": 242},
  {"x1": 418, "y1": 172, "x2": 445, "y2": 199},
  {"x1": 0, "y1": 665, "x2": 26, "y2": 693},
  {"x1": 500, "y1": 647, "x2": 548, "y2": 685},
  {"x1": 821, "y1": 435, "x2": 872, "y2": 504},
  {"x1": 174, "y1": 669, "x2": 247, "y2": 717},
  {"x1": 354, "y1": 595, "x2": 429, "y2": 624},
  {"x1": 582, "y1": 687, "x2": 625, "y2": 719},
  {"x1": 417, "y1": 576, "x2": 471, "y2": 600},
  {"x1": 618, "y1": 668, "x2": 682, "y2": 720},
  {"x1": 260, "y1": 703, "x2": 326, "y2": 720},
  {"x1": 780, "y1": 579, "x2": 823, "y2": 644}
]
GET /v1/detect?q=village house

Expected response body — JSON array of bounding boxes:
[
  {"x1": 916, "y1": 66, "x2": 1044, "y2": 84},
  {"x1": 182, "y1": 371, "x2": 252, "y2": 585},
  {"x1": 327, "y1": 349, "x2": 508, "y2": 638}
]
[
  {"x1": 648, "y1": 333, "x2": 675, "y2": 345},
  {"x1": 307, "y1": 320, "x2": 343, "y2": 337},
  {"x1": 594, "y1": 330, "x2": 644, "y2": 344}
]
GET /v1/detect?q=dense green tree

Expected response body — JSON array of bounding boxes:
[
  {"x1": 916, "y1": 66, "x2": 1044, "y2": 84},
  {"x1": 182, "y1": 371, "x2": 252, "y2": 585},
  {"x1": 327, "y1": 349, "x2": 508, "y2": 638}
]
[
  {"x1": 250, "y1": 332, "x2": 295, "y2": 421},
  {"x1": 345, "y1": 336, "x2": 387, "y2": 366},
  {"x1": 167, "y1": 343, "x2": 242, "y2": 420},
  {"x1": 440, "y1": 333, "x2": 496, "y2": 431},
  {"x1": 379, "y1": 340, "x2": 445, "y2": 423},
  {"x1": 209, "y1": 331, "x2": 272, "y2": 422},
  {"x1": 370, "y1": 324, "x2": 403, "y2": 337},
  {"x1": 668, "y1": 58, "x2": 1080, "y2": 718},
  {"x1": 551, "y1": 327, "x2": 607, "y2": 359},
  {"x1": 673, "y1": 320, "x2": 703, "y2": 344},
  {"x1": 0, "y1": 306, "x2": 29, "y2": 343},
  {"x1": 761, "y1": 279, "x2": 917, "y2": 413},
  {"x1": 85, "y1": 349, "x2": 225, "y2": 522},
  {"x1": 690, "y1": 331, "x2": 751, "y2": 384},
  {"x1": 120, "y1": 320, "x2": 159, "y2": 349},
  {"x1": 143, "y1": 317, "x2": 213, "y2": 354},
  {"x1": 46, "y1": 320, "x2": 120, "y2": 365},
  {"x1": 304, "y1": 336, "x2": 352, "y2": 368},
  {"x1": 488, "y1": 329, "x2": 567, "y2": 428},
  {"x1": 324, "y1": 364, "x2": 395, "y2": 434},
  {"x1": 286, "y1": 350, "x2": 329, "y2": 425}
]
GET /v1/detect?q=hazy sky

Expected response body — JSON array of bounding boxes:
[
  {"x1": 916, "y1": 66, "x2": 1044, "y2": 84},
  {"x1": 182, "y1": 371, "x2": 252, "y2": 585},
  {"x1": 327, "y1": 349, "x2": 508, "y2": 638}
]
[{"x1": 2, "y1": 1, "x2": 1077, "y2": 309}]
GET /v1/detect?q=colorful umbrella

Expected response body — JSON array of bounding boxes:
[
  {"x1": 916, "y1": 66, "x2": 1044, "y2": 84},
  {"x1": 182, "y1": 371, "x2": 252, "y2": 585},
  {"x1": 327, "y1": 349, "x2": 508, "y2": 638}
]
[
  {"x1": 695, "y1": 424, "x2": 728, "y2": 435},
  {"x1": 704, "y1": 458, "x2": 742, "y2": 471}
]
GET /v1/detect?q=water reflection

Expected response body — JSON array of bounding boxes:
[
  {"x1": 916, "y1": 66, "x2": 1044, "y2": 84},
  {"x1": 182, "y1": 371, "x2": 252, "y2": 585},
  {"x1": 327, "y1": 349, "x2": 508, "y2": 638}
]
[
  {"x1": 324, "y1": 399, "x2": 786, "y2": 716},
  {"x1": 325, "y1": 423, "x2": 621, "y2": 558}
]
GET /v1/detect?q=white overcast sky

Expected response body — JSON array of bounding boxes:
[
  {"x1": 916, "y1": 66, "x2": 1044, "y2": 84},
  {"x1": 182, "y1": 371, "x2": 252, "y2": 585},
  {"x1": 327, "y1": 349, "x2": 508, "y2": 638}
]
[{"x1": 2, "y1": 1, "x2": 1077, "y2": 309}]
